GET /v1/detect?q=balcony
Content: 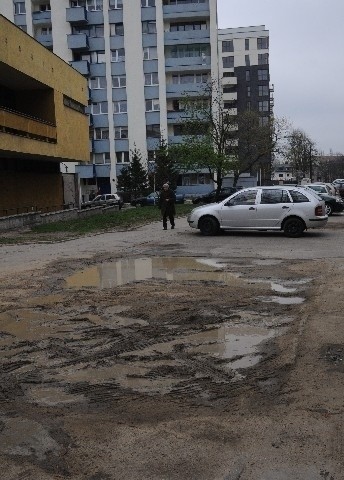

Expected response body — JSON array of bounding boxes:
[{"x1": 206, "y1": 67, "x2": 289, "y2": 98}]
[
  {"x1": 164, "y1": 29, "x2": 210, "y2": 46},
  {"x1": 163, "y1": 3, "x2": 210, "y2": 21},
  {"x1": 0, "y1": 107, "x2": 57, "y2": 143},
  {"x1": 166, "y1": 83, "x2": 205, "y2": 98},
  {"x1": 66, "y1": 7, "x2": 88, "y2": 24},
  {"x1": 32, "y1": 10, "x2": 51, "y2": 25},
  {"x1": 67, "y1": 33, "x2": 89, "y2": 51},
  {"x1": 70, "y1": 60, "x2": 90, "y2": 76},
  {"x1": 165, "y1": 55, "x2": 211, "y2": 72}
]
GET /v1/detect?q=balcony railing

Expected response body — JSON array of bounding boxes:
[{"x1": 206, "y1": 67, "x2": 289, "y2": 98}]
[{"x1": 0, "y1": 107, "x2": 57, "y2": 143}]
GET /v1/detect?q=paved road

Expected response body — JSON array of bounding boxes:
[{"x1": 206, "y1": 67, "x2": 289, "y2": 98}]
[{"x1": 1, "y1": 215, "x2": 344, "y2": 276}]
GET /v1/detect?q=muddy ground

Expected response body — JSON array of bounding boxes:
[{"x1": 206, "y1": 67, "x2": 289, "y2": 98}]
[{"x1": 0, "y1": 216, "x2": 343, "y2": 480}]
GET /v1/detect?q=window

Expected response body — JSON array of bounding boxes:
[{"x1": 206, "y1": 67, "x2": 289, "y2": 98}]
[
  {"x1": 259, "y1": 116, "x2": 269, "y2": 126},
  {"x1": 86, "y1": 0, "x2": 103, "y2": 10},
  {"x1": 41, "y1": 26, "x2": 52, "y2": 35},
  {"x1": 110, "y1": 23, "x2": 124, "y2": 36},
  {"x1": 169, "y1": 44, "x2": 209, "y2": 58},
  {"x1": 90, "y1": 76, "x2": 107, "y2": 89},
  {"x1": 141, "y1": 0, "x2": 155, "y2": 5},
  {"x1": 258, "y1": 69, "x2": 268, "y2": 81},
  {"x1": 14, "y1": 2, "x2": 26, "y2": 14},
  {"x1": 258, "y1": 101, "x2": 269, "y2": 112},
  {"x1": 259, "y1": 85, "x2": 269, "y2": 96},
  {"x1": 246, "y1": 101, "x2": 251, "y2": 111},
  {"x1": 258, "y1": 53, "x2": 269, "y2": 65},
  {"x1": 223, "y1": 85, "x2": 236, "y2": 93},
  {"x1": 172, "y1": 73, "x2": 208, "y2": 84},
  {"x1": 71, "y1": 0, "x2": 86, "y2": 6},
  {"x1": 109, "y1": 0, "x2": 123, "y2": 8},
  {"x1": 94, "y1": 128, "x2": 109, "y2": 140},
  {"x1": 112, "y1": 75, "x2": 126, "y2": 88},
  {"x1": 260, "y1": 189, "x2": 290, "y2": 204},
  {"x1": 145, "y1": 72, "x2": 159, "y2": 85},
  {"x1": 39, "y1": 3, "x2": 51, "y2": 12},
  {"x1": 223, "y1": 72, "x2": 235, "y2": 78},
  {"x1": 257, "y1": 37, "x2": 269, "y2": 49},
  {"x1": 115, "y1": 127, "x2": 128, "y2": 139},
  {"x1": 142, "y1": 21, "x2": 156, "y2": 34},
  {"x1": 91, "y1": 102, "x2": 108, "y2": 114},
  {"x1": 111, "y1": 48, "x2": 125, "y2": 62},
  {"x1": 245, "y1": 38, "x2": 249, "y2": 50},
  {"x1": 116, "y1": 151, "x2": 129, "y2": 163},
  {"x1": 227, "y1": 190, "x2": 257, "y2": 206},
  {"x1": 246, "y1": 86, "x2": 251, "y2": 97},
  {"x1": 222, "y1": 40, "x2": 234, "y2": 52},
  {"x1": 245, "y1": 70, "x2": 250, "y2": 81},
  {"x1": 94, "y1": 152, "x2": 110, "y2": 164},
  {"x1": 145, "y1": 99, "x2": 160, "y2": 111},
  {"x1": 289, "y1": 191, "x2": 310, "y2": 203},
  {"x1": 114, "y1": 100, "x2": 127, "y2": 113},
  {"x1": 89, "y1": 25, "x2": 104, "y2": 37},
  {"x1": 143, "y1": 46, "x2": 158, "y2": 60},
  {"x1": 91, "y1": 51, "x2": 106, "y2": 63},
  {"x1": 222, "y1": 56, "x2": 234, "y2": 68},
  {"x1": 146, "y1": 124, "x2": 160, "y2": 138},
  {"x1": 170, "y1": 21, "x2": 206, "y2": 32},
  {"x1": 245, "y1": 55, "x2": 250, "y2": 66}
]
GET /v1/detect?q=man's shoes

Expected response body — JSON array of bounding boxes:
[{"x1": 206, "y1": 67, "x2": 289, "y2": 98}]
[
  {"x1": 171, "y1": 226, "x2": 175, "y2": 229},
  {"x1": 163, "y1": 227, "x2": 167, "y2": 230}
]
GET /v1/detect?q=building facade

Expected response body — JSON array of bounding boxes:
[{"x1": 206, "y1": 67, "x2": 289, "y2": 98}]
[
  {"x1": 1, "y1": 0, "x2": 218, "y2": 199},
  {"x1": 0, "y1": 14, "x2": 89, "y2": 215},
  {"x1": 218, "y1": 25, "x2": 273, "y2": 185}
]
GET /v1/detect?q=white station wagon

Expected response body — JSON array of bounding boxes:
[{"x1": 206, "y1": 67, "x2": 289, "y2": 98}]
[{"x1": 187, "y1": 186, "x2": 328, "y2": 237}]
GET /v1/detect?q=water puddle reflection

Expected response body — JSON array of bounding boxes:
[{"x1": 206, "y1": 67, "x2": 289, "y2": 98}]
[{"x1": 65, "y1": 257, "x2": 243, "y2": 289}]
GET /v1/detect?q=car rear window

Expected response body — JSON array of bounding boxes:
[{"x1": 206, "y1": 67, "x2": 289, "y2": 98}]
[
  {"x1": 289, "y1": 190, "x2": 310, "y2": 203},
  {"x1": 260, "y1": 189, "x2": 290, "y2": 204}
]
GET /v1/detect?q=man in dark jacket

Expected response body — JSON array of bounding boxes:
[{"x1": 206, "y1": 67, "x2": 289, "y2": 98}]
[{"x1": 158, "y1": 183, "x2": 176, "y2": 230}]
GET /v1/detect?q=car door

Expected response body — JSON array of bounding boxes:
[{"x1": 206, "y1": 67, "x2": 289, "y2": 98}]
[
  {"x1": 220, "y1": 190, "x2": 258, "y2": 228},
  {"x1": 255, "y1": 189, "x2": 292, "y2": 227}
]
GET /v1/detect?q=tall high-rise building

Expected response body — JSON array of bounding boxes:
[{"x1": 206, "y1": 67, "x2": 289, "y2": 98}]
[
  {"x1": 1, "y1": 0, "x2": 218, "y2": 197},
  {"x1": 218, "y1": 25, "x2": 273, "y2": 185}
]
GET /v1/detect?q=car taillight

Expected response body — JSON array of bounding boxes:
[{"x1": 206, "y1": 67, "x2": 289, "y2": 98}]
[{"x1": 315, "y1": 205, "x2": 324, "y2": 216}]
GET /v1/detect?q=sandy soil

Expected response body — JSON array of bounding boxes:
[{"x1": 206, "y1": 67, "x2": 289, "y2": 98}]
[{"x1": 0, "y1": 217, "x2": 343, "y2": 480}]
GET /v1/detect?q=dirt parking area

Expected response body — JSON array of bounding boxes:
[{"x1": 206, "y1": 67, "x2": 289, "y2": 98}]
[{"x1": 0, "y1": 217, "x2": 343, "y2": 480}]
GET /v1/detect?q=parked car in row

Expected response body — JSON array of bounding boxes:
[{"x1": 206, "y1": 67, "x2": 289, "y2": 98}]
[
  {"x1": 192, "y1": 187, "x2": 238, "y2": 205},
  {"x1": 131, "y1": 191, "x2": 185, "y2": 207},
  {"x1": 187, "y1": 186, "x2": 328, "y2": 237},
  {"x1": 81, "y1": 194, "x2": 123, "y2": 209},
  {"x1": 333, "y1": 182, "x2": 344, "y2": 199},
  {"x1": 304, "y1": 184, "x2": 344, "y2": 215}
]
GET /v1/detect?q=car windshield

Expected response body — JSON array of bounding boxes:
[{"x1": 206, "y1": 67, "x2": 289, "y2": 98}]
[{"x1": 309, "y1": 185, "x2": 326, "y2": 193}]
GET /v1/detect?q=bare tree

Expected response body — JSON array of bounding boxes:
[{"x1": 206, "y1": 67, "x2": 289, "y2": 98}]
[
  {"x1": 169, "y1": 81, "x2": 287, "y2": 197},
  {"x1": 283, "y1": 129, "x2": 317, "y2": 182}
]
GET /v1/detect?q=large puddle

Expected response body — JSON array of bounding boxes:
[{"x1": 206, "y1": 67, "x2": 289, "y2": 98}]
[{"x1": 65, "y1": 257, "x2": 241, "y2": 289}]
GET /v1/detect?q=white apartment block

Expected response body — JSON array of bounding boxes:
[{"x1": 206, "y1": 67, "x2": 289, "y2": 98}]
[{"x1": 1, "y1": 0, "x2": 218, "y2": 197}]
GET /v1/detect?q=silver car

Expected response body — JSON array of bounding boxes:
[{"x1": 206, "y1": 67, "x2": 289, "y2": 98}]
[{"x1": 187, "y1": 186, "x2": 328, "y2": 237}]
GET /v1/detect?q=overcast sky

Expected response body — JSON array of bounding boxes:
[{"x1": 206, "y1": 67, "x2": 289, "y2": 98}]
[{"x1": 217, "y1": 0, "x2": 344, "y2": 154}]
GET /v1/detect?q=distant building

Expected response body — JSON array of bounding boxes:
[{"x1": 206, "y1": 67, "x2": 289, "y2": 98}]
[
  {"x1": 0, "y1": 14, "x2": 89, "y2": 215},
  {"x1": 272, "y1": 163, "x2": 295, "y2": 183},
  {"x1": 218, "y1": 25, "x2": 273, "y2": 186}
]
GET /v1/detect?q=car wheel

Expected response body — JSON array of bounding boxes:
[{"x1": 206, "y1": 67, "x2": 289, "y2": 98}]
[
  {"x1": 198, "y1": 216, "x2": 220, "y2": 236},
  {"x1": 325, "y1": 203, "x2": 333, "y2": 216},
  {"x1": 283, "y1": 217, "x2": 305, "y2": 238}
]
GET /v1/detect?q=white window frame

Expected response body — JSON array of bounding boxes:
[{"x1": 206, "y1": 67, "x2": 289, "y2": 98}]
[
  {"x1": 116, "y1": 151, "x2": 130, "y2": 163},
  {"x1": 109, "y1": 0, "x2": 123, "y2": 9},
  {"x1": 144, "y1": 72, "x2": 159, "y2": 86},
  {"x1": 14, "y1": 2, "x2": 26, "y2": 14},
  {"x1": 86, "y1": 0, "x2": 103, "y2": 11},
  {"x1": 93, "y1": 152, "x2": 110, "y2": 164},
  {"x1": 90, "y1": 76, "x2": 107, "y2": 89},
  {"x1": 145, "y1": 99, "x2": 160, "y2": 112},
  {"x1": 142, "y1": 21, "x2": 157, "y2": 34},
  {"x1": 110, "y1": 23, "x2": 124, "y2": 36},
  {"x1": 143, "y1": 46, "x2": 158, "y2": 60},
  {"x1": 112, "y1": 75, "x2": 126, "y2": 88},
  {"x1": 94, "y1": 128, "x2": 109, "y2": 140},
  {"x1": 91, "y1": 102, "x2": 108, "y2": 114},
  {"x1": 114, "y1": 126, "x2": 128, "y2": 139},
  {"x1": 113, "y1": 101, "x2": 127, "y2": 114},
  {"x1": 111, "y1": 48, "x2": 125, "y2": 62},
  {"x1": 141, "y1": 0, "x2": 155, "y2": 6}
]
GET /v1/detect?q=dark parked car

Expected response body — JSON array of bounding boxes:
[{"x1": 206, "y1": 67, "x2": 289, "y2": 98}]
[
  {"x1": 303, "y1": 185, "x2": 344, "y2": 216},
  {"x1": 334, "y1": 182, "x2": 344, "y2": 199},
  {"x1": 131, "y1": 191, "x2": 185, "y2": 207},
  {"x1": 192, "y1": 187, "x2": 238, "y2": 205},
  {"x1": 81, "y1": 194, "x2": 123, "y2": 209}
]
